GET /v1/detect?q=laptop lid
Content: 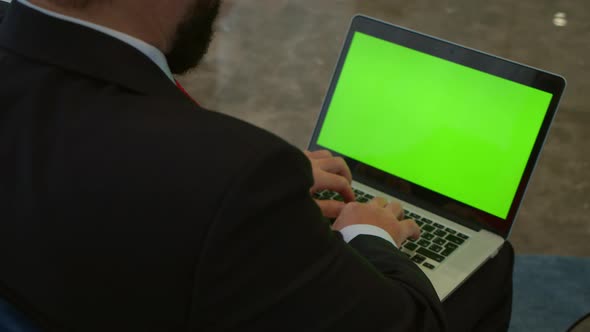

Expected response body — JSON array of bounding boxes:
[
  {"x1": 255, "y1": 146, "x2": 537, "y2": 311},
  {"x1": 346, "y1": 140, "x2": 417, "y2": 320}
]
[{"x1": 308, "y1": 15, "x2": 566, "y2": 238}]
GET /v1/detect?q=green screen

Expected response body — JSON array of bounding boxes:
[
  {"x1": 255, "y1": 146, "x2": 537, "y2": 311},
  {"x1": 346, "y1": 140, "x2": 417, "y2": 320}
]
[{"x1": 318, "y1": 32, "x2": 552, "y2": 219}]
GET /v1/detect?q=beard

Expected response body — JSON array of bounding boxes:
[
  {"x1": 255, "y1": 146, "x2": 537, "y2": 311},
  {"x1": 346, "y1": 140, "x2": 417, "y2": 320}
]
[{"x1": 165, "y1": 0, "x2": 221, "y2": 75}]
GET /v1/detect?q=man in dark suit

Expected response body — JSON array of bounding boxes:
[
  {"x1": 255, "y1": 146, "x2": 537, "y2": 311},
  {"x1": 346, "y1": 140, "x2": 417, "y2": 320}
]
[{"x1": 0, "y1": 0, "x2": 513, "y2": 331}]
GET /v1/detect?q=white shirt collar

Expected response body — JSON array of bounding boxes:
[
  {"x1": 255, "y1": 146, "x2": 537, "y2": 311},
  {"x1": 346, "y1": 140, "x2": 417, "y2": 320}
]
[{"x1": 17, "y1": 0, "x2": 175, "y2": 82}]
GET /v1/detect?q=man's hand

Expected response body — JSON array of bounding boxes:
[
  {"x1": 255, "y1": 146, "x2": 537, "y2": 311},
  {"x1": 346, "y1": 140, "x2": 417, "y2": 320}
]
[
  {"x1": 332, "y1": 198, "x2": 421, "y2": 247},
  {"x1": 305, "y1": 150, "x2": 355, "y2": 219}
]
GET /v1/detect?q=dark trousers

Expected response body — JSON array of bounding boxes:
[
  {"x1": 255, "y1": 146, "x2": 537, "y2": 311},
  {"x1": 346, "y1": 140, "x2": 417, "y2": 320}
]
[{"x1": 443, "y1": 242, "x2": 514, "y2": 331}]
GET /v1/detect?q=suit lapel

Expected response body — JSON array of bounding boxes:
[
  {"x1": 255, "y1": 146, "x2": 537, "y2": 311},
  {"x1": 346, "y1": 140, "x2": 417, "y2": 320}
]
[{"x1": 0, "y1": 0, "x2": 180, "y2": 99}]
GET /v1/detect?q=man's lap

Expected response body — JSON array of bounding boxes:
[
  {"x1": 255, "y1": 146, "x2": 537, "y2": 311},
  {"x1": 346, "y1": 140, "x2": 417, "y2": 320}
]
[{"x1": 442, "y1": 242, "x2": 514, "y2": 332}]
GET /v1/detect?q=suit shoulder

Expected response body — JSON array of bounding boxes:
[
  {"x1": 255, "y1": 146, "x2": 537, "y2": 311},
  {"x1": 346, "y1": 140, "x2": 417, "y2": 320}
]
[
  {"x1": 80, "y1": 92, "x2": 306, "y2": 182},
  {"x1": 114, "y1": 94, "x2": 298, "y2": 159}
]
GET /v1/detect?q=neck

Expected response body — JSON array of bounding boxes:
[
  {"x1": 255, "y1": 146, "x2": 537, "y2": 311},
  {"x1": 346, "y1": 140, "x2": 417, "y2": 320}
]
[{"x1": 26, "y1": 0, "x2": 178, "y2": 52}]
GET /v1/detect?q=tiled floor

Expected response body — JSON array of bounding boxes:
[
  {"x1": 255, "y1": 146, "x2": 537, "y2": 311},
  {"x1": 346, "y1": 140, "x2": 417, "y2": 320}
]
[{"x1": 178, "y1": 0, "x2": 590, "y2": 256}]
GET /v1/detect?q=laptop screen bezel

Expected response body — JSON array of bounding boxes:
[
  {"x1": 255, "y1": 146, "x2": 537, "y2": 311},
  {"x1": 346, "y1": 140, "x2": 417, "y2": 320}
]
[{"x1": 308, "y1": 15, "x2": 566, "y2": 238}]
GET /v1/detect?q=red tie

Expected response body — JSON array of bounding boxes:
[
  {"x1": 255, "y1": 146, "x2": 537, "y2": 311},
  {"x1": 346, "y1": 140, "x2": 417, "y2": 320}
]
[{"x1": 175, "y1": 80, "x2": 200, "y2": 107}]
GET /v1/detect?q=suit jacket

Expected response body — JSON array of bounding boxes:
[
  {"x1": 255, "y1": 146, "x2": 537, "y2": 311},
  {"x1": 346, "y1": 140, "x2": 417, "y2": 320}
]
[
  {"x1": 0, "y1": 1, "x2": 8, "y2": 23},
  {"x1": 0, "y1": 2, "x2": 446, "y2": 331}
]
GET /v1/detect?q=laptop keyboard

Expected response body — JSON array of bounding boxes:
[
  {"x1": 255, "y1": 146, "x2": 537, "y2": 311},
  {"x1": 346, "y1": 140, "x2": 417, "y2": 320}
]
[
  {"x1": 313, "y1": 188, "x2": 375, "y2": 203},
  {"x1": 313, "y1": 188, "x2": 470, "y2": 270}
]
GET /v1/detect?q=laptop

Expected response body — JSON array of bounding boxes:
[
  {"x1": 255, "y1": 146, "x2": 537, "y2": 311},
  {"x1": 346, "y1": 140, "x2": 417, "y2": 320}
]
[{"x1": 308, "y1": 15, "x2": 566, "y2": 301}]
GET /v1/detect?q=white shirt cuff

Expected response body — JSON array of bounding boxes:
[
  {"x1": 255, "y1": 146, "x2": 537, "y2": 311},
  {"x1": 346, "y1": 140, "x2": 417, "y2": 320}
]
[{"x1": 339, "y1": 224, "x2": 398, "y2": 248}]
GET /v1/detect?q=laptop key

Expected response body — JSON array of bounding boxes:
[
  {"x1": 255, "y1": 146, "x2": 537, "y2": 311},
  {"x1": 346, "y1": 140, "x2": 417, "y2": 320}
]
[
  {"x1": 321, "y1": 191, "x2": 335, "y2": 200},
  {"x1": 457, "y1": 233, "x2": 469, "y2": 240},
  {"x1": 446, "y1": 234, "x2": 465, "y2": 245},
  {"x1": 422, "y1": 225, "x2": 435, "y2": 232},
  {"x1": 404, "y1": 242, "x2": 418, "y2": 251},
  {"x1": 445, "y1": 242, "x2": 458, "y2": 250},
  {"x1": 433, "y1": 229, "x2": 447, "y2": 237},
  {"x1": 433, "y1": 237, "x2": 446, "y2": 246},
  {"x1": 416, "y1": 247, "x2": 445, "y2": 263},
  {"x1": 445, "y1": 228, "x2": 457, "y2": 234},
  {"x1": 417, "y1": 239, "x2": 431, "y2": 247},
  {"x1": 407, "y1": 237, "x2": 416, "y2": 242},
  {"x1": 415, "y1": 220, "x2": 424, "y2": 226},
  {"x1": 356, "y1": 196, "x2": 369, "y2": 203},
  {"x1": 402, "y1": 251, "x2": 412, "y2": 258},
  {"x1": 433, "y1": 223, "x2": 445, "y2": 229},
  {"x1": 441, "y1": 248, "x2": 455, "y2": 257},
  {"x1": 421, "y1": 218, "x2": 433, "y2": 224},
  {"x1": 364, "y1": 193, "x2": 374, "y2": 200},
  {"x1": 422, "y1": 233, "x2": 435, "y2": 241},
  {"x1": 423, "y1": 262, "x2": 436, "y2": 270},
  {"x1": 332, "y1": 194, "x2": 344, "y2": 202},
  {"x1": 411, "y1": 255, "x2": 426, "y2": 264},
  {"x1": 429, "y1": 244, "x2": 443, "y2": 253}
]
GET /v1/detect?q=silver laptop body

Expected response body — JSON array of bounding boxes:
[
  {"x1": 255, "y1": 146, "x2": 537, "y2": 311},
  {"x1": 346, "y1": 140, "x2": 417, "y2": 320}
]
[{"x1": 308, "y1": 15, "x2": 566, "y2": 301}]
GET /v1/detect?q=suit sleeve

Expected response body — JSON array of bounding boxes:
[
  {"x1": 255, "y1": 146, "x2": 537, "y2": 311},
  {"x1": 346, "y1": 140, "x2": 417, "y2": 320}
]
[
  {"x1": 188, "y1": 144, "x2": 447, "y2": 331},
  {"x1": 0, "y1": 1, "x2": 10, "y2": 23}
]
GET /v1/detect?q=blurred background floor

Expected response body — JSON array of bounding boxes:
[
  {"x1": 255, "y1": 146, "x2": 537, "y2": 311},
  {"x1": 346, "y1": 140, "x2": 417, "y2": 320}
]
[{"x1": 178, "y1": 0, "x2": 590, "y2": 256}]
